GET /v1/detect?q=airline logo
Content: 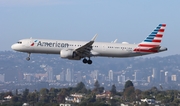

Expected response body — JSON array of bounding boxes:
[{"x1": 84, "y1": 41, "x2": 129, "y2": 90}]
[
  {"x1": 30, "y1": 40, "x2": 69, "y2": 48},
  {"x1": 134, "y1": 24, "x2": 166, "y2": 53},
  {"x1": 31, "y1": 40, "x2": 38, "y2": 46}
]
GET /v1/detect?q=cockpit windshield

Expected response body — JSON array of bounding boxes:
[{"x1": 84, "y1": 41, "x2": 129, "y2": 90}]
[{"x1": 17, "y1": 41, "x2": 22, "y2": 44}]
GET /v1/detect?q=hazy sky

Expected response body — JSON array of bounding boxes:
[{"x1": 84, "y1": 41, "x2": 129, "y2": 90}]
[{"x1": 1, "y1": 0, "x2": 180, "y2": 56}]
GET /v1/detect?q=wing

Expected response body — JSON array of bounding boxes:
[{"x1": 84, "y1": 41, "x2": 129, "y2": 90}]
[{"x1": 75, "y1": 34, "x2": 98, "y2": 58}]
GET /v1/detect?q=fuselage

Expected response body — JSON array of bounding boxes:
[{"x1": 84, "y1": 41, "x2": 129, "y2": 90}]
[{"x1": 11, "y1": 38, "x2": 166, "y2": 58}]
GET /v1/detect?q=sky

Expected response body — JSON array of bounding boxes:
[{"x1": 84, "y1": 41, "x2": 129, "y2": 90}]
[{"x1": 0, "y1": 0, "x2": 180, "y2": 56}]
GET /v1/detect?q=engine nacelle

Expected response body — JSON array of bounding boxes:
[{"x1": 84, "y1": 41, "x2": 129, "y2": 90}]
[{"x1": 60, "y1": 49, "x2": 80, "y2": 60}]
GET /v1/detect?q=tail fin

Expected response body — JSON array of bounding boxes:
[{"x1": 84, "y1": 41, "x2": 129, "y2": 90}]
[{"x1": 134, "y1": 24, "x2": 166, "y2": 52}]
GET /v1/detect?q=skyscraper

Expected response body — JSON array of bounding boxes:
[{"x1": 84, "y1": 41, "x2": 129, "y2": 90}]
[
  {"x1": 60, "y1": 70, "x2": 65, "y2": 82},
  {"x1": 91, "y1": 70, "x2": 98, "y2": 80},
  {"x1": 152, "y1": 68, "x2": 160, "y2": 82},
  {"x1": 45, "y1": 66, "x2": 53, "y2": 82},
  {"x1": 66, "y1": 68, "x2": 73, "y2": 82},
  {"x1": 134, "y1": 70, "x2": 141, "y2": 81},
  {"x1": 108, "y1": 70, "x2": 113, "y2": 81}
]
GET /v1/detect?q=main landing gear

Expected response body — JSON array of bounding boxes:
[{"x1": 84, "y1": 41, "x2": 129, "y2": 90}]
[
  {"x1": 82, "y1": 58, "x2": 92, "y2": 64},
  {"x1": 26, "y1": 53, "x2": 31, "y2": 61}
]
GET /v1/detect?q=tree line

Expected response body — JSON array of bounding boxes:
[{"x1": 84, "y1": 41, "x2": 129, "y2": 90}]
[{"x1": 0, "y1": 80, "x2": 180, "y2": 106}]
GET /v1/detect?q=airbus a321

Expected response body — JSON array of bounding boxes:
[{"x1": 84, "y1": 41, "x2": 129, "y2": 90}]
[{"x1": 11, "y1": 24, "x2": 167, "y2": 64}]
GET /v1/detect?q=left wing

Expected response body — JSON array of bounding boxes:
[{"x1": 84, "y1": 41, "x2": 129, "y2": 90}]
[{"x1": 74, "y1": 34, "x2": 98, "y2": 57}]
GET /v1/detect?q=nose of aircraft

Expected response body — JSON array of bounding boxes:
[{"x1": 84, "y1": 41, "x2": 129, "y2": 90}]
[
  {"x1": 11, "y1": 44, "x2": 15, "y2": 50},
  {"x1": 11, "y1": 44, "x2": 19, "y2": 51}
]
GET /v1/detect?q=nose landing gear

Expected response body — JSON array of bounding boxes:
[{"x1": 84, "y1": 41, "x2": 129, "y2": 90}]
[{"x1": 26, "y1": 53, "x2": 31, "y2": 61}]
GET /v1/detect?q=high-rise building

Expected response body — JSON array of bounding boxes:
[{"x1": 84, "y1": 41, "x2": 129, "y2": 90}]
[
  {"x1": 108, "y1": 70, "x2": 113, "y2": 81},
  {"x1": 60, "y1": 71, "x2": 65, "y2": 82},
  {"x1": 24, "y1": 73, "x2": 32, "y2": 82},
  {"x1": 165, "y1": 71, "x2": 170, "y2": 83},
  {"x1": 171, "y1": 75, "x2": 177, "y2": 81},
  {"x1": 47, "y1": 70, "x2": 53, "y2": 82},
  {"x1": 56, "y1": 75, "x2": 61, "y2": 81},
  {"x1": 117, "y1": 75, "x2": 125, "y2": 83},
  {"x1": 45, "y1": 66, "x2": 53, "y2": 82},
  {"x1": 91, "y1": 70, "x2": 98, "y2": 80},
  {"x1": 147, "y1": 76, "x2": 151, "y2": 83},
  {"x1": 152, "y1": 68, "x2": 160, "y2": 82},
  {"x1": 66, "y1": 68, "x2": 73, "y2": 82},
  {"x1": 134, "y1": 71, "x2": 141, "y2": 81}
]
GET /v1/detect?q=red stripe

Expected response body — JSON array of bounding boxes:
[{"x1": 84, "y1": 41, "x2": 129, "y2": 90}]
[
  {"x1": 156, "y1": 34, "x2": 163, "y2": 37},
  {"x1": 158, "y1": 29, "x2": 165, "y2": 32},
  {"x1": 161, "y1": 24, "x2": 166, "y2": 27},
  {"x1": 152, "y1": 40, "x2": 161, "y2": 43},
  {"x1": 138, "y1": 44, "x2": 159, "y2": 47},
  {"x1": 133, "y1": 49, "x2": 158, "y2": 53}
]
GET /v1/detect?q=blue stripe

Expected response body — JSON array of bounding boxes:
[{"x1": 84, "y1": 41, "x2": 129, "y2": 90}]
[
  {"x1": 156, "y1": 27, "x2": 161, "y2": 29},
  {"x1": 151, "y1": 31, "x2": 158, "y2": 34},
  {"x1": 146, "y1": 37, "x2": 154, "y2": 39},
  {"x1": 144, "y1": 40, "x2": 152, "y2": 42},
  {"x1": 149, "y1": 34, "x2": 156, "y2": 37},
  {"x1": 159, "y1": 24, "x2": 164, "y2": 26},
  {"x1": 154, "y1": 29, "x2": 160, "y2": 31}
]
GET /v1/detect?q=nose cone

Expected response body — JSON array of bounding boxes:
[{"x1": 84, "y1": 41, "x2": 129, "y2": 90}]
[
  {"x1": 11, "y1": 44, "x2": 21, "y2": 51},
  {"x1": 11, "y1": 44, "x2": 16, "y2": 50}
]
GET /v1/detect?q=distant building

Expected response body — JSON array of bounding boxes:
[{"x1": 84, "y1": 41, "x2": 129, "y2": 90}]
[
  {"x1": 165, "y1": 71, "x2": 170, "y2": 83},
  {"x1": 24, "y1": 73, "x2": 33, "y2": 82},
  {"x1": 91, "y1": 70, "x2": 98, "y2": 80},
  {"x1": 171, "y1": 75, "x2": 177, "y2": 81},
  {"x1": 152, "y1": 68, "x2": 160, "y2": 82},
  {"x1": 60, "y1": 70, "x2": 65, "y2": 82},
  {"x1": 134, "y1": 70, "x2": 141, "y2": 81},
  {"x1": 66, "y1": 68, "x2": 73, "y2": 82},
  {"x1": 44, "y1": 66, "x2": 53, "y2": 82},
  {"x1": 74, "y1": 71, "x2": 82, "y2": 82},
  {"x1": 4, "y1": 95, "x2": 12, "y2": 100},
  {"x1": 96, "y1": 91, "x2": 111, "y2": 99},
  {"x1": 56, "y1": 75, "x2": 61, "y2": 81},
  {"x1": 147, "y1": 76, "x2": 151, "y2": 83},
  {"x1": 22, "y1": 103, "x2": 30, "y2": 106},
  {"x1": 117, "y1": 75, "x2": 126, "y2": 84},
  {"x1": 141, "y1": 98, "x2": 155, "y2": 104},
  {"x1": 59, "y1": 103, "x2": 72, "y2": 106},
  {"x1": 108, "y1": 70, "x2": 113, "y2": 81}
]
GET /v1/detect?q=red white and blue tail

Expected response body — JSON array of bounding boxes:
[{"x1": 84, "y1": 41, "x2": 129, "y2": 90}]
[{"x1": 134, "y1": 24, "x2": 166, "y2": 52}]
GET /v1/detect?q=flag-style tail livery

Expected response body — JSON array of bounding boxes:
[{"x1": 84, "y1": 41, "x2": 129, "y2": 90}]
[
  {"x1": 11, "y1": 24, "x2": 167, "y2": 64},
  {"x1": 134, "y1": 24, "x2": 166, "y2": 53}
]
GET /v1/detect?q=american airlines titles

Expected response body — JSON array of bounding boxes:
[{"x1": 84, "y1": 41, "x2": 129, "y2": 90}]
[{"x1": 37, "y1": 41, "x2": 69, "y2": 48}]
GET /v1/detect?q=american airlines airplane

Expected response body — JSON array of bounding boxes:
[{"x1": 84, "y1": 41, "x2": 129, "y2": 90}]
[{"x1": 11, "y1": 24, "x2": 167, "y2": 64}]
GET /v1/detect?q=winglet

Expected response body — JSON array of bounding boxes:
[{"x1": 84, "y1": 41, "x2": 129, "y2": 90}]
[{"x1": 91, "y1": 34, "x2": 98, "y2": 41}]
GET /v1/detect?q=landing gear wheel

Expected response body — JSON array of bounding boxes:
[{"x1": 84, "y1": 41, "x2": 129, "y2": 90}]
[
  {"x1": 26, "y1": 57, "x2": 30, "y2": 61},
  {"x1": 26, "y1": 53, "x2": 31, "y2": 61},
  {"x1": 87, "y1": 60, "x2": 92, "y2": 64},
  {"x1": 83, "y1": 58, "x2": 88, "y2": 64}
]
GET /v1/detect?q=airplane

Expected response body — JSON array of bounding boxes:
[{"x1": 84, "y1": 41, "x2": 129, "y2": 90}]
[{"x1": 11, "y1": 24, "x2": 167, "y2": 64}]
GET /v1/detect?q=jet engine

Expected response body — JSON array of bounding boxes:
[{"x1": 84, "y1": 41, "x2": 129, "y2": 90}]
[{"x1": 60, "y1": 49, "x2": 80, "y2": 60}]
